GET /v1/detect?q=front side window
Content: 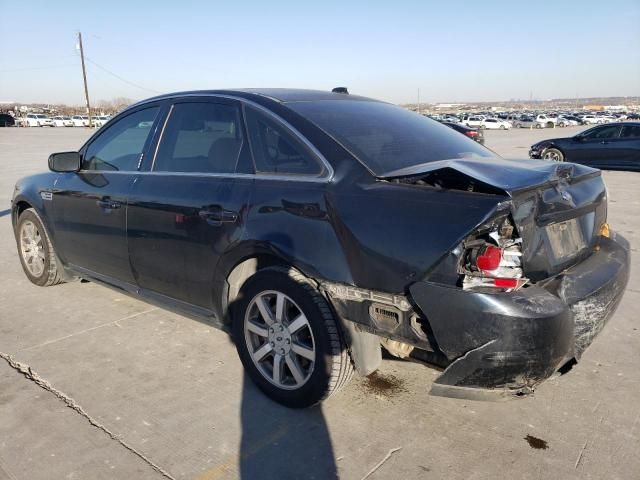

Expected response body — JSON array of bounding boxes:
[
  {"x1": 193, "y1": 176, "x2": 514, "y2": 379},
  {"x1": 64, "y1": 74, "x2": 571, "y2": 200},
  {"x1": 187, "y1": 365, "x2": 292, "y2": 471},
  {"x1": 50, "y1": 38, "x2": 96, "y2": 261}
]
[
  {"x1": 83, "y1": 107, "x2": 159, "y2": 171},
  {"x1": 288, "y1": 100, "x2": 495, "y2": 176},
  {"x1": 154, "y1": 102, "x2": 245, "y2": 174},
  {"x1": 583, "y1": 125, "x2": 621, "y2": 140},
  {"x1": 244, "y1": 107, "x2": 323, "y2": 176}
]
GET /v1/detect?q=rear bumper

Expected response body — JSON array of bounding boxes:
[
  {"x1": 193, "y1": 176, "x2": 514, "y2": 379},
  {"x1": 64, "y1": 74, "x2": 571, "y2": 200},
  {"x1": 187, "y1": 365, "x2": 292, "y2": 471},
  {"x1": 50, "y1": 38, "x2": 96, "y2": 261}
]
[{"x1": 409, "y1": 234, "x2": 630, "y2": 400}]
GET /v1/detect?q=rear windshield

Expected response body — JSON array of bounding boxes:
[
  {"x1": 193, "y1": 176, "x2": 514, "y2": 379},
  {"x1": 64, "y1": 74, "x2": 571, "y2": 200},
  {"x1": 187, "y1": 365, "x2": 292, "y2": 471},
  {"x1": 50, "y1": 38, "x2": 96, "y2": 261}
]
[{"x1": 288, "y1": 100, "x2": 496, "y2": 175}]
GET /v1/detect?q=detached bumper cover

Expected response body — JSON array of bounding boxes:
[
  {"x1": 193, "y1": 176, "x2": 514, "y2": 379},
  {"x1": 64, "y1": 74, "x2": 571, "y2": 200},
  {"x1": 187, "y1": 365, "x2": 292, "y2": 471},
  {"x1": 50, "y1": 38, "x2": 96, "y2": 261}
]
[{"x1": 410, "y1": 234, "x2": 630, "y2": 400}]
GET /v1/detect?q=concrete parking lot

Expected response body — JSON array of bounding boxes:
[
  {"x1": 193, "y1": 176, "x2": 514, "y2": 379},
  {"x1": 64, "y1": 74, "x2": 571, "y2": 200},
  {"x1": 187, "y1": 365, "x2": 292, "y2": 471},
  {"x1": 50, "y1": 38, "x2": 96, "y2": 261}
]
[{"x1": 0, "y1": 126, "x2": 638, "y2": 480}]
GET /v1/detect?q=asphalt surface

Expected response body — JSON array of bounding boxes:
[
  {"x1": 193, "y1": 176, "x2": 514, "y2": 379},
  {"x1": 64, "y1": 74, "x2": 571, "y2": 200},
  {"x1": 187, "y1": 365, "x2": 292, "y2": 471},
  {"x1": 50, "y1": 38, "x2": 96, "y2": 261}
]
[{"x1": 0, "y1": 126, "x2": 638, "y2": 480}]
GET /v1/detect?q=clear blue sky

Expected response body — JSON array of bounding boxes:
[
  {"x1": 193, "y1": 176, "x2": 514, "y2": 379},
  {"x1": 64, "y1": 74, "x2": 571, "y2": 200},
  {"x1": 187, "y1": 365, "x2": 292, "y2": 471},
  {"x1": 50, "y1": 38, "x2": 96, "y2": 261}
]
[{"x1": 1, "y1": 0, "x2": 639, "y2": 105}]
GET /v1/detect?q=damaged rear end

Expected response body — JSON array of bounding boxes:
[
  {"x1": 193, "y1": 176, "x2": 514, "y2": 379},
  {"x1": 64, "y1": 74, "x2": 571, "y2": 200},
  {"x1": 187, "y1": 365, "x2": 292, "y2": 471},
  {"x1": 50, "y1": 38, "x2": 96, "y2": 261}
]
[{"x1": 382, "y1": 158, "x2": 630, "y2": 400}]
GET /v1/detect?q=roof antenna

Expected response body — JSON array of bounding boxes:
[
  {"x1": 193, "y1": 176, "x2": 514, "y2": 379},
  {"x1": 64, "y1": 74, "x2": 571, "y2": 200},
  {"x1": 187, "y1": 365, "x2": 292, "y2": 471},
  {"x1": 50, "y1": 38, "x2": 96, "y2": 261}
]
[{"x1": 331, "y1": 87, "x2": 349, "y2": 94}]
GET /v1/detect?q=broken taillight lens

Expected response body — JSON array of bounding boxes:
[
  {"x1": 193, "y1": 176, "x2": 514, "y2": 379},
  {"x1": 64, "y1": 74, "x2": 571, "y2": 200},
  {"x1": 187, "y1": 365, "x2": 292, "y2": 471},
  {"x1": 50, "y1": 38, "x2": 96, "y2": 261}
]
[
  {"x1": 475, "y1": 245, "x2": 501, "y2": 273},
  {"x1": 460, "y1": 218, "x2": 528, "y2": 292}
]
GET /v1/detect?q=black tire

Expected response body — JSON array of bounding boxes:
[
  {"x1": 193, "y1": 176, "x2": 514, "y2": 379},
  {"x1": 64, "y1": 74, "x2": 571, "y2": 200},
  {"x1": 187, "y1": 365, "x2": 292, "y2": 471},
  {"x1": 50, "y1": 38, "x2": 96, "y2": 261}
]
[
  {"x1": 535, "y1": 123, "x2": 542, "y2": 129},
  {"x1": 542, "y1": 147, "x2": 565, "y2": 162},
  {"x1": 232, "y1": 266, "x2": 353, "y2": 408},
  {"x1": 16, "y1": 208, "x2": 65, "y2": 287}
]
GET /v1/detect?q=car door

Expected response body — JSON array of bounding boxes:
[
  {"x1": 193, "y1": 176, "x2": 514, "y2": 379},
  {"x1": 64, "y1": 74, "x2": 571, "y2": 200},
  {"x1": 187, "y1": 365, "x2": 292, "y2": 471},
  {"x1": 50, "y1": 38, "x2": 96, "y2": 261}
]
[
  {"x1": 127, "y1": 97, "x2": 254, "y2": 311},
  {"x1": 570, "y1": 124, "x2": 622, "y2": 167},
  {"x1": 51, "y1": 104, "x2": 162, "y2": 284},
  {"x1": 618, "y1": 124, "x2": 640, "y2": 170}
]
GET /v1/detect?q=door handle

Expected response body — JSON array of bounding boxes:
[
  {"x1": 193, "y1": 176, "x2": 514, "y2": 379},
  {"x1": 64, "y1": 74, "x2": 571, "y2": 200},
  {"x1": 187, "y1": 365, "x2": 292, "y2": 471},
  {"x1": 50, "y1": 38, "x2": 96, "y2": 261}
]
[
  {"x1": 199, "y1": 208, "x2": 238, "y2": 226},
  {"x1": 600, "y1": 141, "x2": 609, "y2": 144},
  {"x1": 97, "y1": 199, "x2": 121, "y2": 209}
]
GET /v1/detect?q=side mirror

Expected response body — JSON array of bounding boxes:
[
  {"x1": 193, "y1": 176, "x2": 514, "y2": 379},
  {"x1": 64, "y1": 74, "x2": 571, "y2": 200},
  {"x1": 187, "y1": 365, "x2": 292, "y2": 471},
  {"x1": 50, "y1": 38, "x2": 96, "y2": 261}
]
[
  {"x1": 48, "y1": 151, "x2": 81, "y2": 172},
  {"x1": 573, "y1": 135, "x2": 583, "y2": 142}
]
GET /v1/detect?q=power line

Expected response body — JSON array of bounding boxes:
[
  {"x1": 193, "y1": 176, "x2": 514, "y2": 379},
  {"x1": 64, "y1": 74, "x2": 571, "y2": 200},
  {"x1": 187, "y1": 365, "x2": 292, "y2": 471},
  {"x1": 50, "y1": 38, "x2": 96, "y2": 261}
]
[
  {"x1": 83, "y1": 56, "x2": 162, "y2": 94},
  {"x1": 0, "y1": 64, "x2": 77, "y2": 73}
]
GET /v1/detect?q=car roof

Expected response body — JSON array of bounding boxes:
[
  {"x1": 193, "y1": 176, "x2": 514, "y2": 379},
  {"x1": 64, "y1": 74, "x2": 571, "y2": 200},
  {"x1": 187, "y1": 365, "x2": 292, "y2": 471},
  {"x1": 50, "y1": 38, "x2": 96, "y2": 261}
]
[{"x1": 133, "y1": 88, "x2": 378, "y2": 107}]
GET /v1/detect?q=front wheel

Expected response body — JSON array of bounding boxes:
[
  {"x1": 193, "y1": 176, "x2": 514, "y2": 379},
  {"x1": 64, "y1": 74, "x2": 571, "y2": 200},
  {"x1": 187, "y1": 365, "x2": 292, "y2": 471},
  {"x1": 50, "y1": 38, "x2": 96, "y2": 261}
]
[
  {"x1": 232, "y1": 267, "x2": 353, "y2": 408},
  {"x1": 542, "y1": 147, "x2": 564, "y2": 162},
  {"x1": 16, "y1": 208, "x2": 65, "y2": 286}
]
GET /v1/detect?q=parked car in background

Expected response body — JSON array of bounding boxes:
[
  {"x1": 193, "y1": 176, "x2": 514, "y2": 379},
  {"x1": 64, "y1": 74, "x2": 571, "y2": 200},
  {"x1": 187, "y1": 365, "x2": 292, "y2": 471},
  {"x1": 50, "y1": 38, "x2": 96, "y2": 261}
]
[
  {"x1": 563, "y1": 115, "x2": 585, "y2": 125},
  {"x1": 442, "y1": 121, "x2": 485, "y2": 144},
  {"x1": 0, "y1": 113, "x2": 16, "y2": 127},
  {"x1": 529, "y1": 122, "x2": 640, "y2": 170},
  {"x1": 461, "y1": 115, "x2": 485, "y2": 128},
  {"x1": 71, "y1": 115, "x2": 89, "y2": 127},
  {"x1": 482, "y1": 118, "x2": 511, "y2": 130},
  {"x1": 580, "y1": 115, "x2": 602, "y2": 125},
  {"x1": 557, "y1": 116, "x2": 579, "y2": 127},
  {"x1": 25, "y1": 114, "x2": 54, "y2": 127},
  {"x1": 52, "y1": 116, "x2": 74, "y2": 127},
  {"x1": 10, "y1": 89, "x2": 630, "y2": 407},
  {"x1": 91, "y1": 116, "x2": 111, "y2": 128},
  {"x1": 514, "y1": 116, "x2": 546, "y2": 129},
  {"x1": 535, "y1": 114, "x2": 556, "y2": 128}
]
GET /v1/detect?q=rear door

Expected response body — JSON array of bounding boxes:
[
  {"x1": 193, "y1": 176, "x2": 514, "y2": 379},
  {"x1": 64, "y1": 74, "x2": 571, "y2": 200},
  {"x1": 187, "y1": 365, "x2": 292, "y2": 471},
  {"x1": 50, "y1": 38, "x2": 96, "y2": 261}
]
[
  {"x1": 51, "y1": 105, "x2": 162, "y2": 283},
  {"x1": 618, "y1": 124, "x2": 640, "y2": 169},
  {"x1": 127, "y1": 97, "x2": 253, "y2": 310}
]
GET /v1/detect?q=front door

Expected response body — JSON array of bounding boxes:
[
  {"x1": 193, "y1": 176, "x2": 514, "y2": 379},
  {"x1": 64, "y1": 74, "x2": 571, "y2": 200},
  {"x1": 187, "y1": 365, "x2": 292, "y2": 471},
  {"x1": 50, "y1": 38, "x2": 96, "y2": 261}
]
[
  {"x1": 127, "y1": 98, "x2": 253, "y2": 310},
  {"x1": 51, "y1": 105, "x2": 161, "y2": 283},
  {"x1": 570, "y1": 124, "x2": 622, "y2": 167}
]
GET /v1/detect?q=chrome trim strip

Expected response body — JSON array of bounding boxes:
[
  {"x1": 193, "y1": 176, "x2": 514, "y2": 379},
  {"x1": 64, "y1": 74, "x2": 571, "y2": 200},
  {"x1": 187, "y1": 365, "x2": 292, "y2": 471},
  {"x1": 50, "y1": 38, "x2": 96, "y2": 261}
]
[
  {"x1": 112, "y1": 93, "x2": 335, "y2": 183},
  {"x1": 75, "y1": 169, "x2": 329, "y2": 183}
]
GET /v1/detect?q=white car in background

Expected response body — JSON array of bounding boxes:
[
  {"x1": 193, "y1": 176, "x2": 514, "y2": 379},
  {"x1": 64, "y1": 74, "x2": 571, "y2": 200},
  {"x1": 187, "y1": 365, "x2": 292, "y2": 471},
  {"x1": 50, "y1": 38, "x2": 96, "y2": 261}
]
[
  {"x1": 91, "y1": 116, "x2": 111, "y2": 127},
  {"x1": 52, "y1": 116, "x2": 74, "y2": 127},
  {"x1": 535, "y1": 114, "x2": 557, "y2": 127},
  {"x1": 482, "y1": 118, "x2": 511, "y2": 130},
  {"x1": 461, "y1": 115, "x2": 485, "y2": 128},
  {"x1": 71, "y1": 115, "x2": 90, "y2": 127},
  {"x1": 557, "y1": 116, "x2": 578, "y2": 127},
  {"x1": 580, "y1": 115, "x2": 602, "y2": 125},
  {"x1": 25, "y1": 114, "x2": 54, "y2": 127}
]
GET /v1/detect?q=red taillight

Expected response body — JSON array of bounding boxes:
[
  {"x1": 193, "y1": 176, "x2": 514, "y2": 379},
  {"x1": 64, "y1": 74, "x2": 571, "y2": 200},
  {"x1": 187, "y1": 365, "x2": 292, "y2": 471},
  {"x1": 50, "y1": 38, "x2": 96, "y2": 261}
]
[
  {"x1": 493, "y1": 278, "x2": 519, "y2": 288},
  {"x1": 476, "y1": 245, "x2": 501, "y2": 272},
  {"x1": 465, "y1": 131, "x2": 478, "y2": 138}
]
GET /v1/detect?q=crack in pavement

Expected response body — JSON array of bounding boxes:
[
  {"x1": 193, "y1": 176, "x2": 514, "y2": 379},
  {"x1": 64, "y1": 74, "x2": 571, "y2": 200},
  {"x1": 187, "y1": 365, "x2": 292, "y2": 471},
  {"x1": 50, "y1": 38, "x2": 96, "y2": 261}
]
[
  {"x1": 18, "y1": 307, "x2": 159, "y2": 352},
  {"x1": 0, "y1": 351, "x2": 176, "y2": 480}
]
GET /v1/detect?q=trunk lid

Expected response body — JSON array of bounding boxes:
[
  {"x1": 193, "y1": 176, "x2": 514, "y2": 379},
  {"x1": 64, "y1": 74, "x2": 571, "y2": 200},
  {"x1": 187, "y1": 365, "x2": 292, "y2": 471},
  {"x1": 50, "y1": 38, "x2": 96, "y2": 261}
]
[{"x1": 380, "y1": 158, "x2": 607, "y2": 280}]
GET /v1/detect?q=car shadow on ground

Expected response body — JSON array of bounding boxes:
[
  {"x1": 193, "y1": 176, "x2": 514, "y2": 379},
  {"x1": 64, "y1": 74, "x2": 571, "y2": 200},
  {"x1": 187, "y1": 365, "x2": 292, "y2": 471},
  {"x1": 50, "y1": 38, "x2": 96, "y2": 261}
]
[
  {"x1": 239, "y1": 373, "x2": 337, "y2": 479},
  {"x1": 0, "y1": 208, "x2": 11, "y2": 218}
]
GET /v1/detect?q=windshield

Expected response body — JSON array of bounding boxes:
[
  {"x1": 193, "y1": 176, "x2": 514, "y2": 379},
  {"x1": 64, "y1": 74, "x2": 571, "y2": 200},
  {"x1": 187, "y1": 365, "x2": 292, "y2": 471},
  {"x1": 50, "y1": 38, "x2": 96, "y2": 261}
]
[{"x1": 288, "y1": 100, "x2": 496, "y2": 176}]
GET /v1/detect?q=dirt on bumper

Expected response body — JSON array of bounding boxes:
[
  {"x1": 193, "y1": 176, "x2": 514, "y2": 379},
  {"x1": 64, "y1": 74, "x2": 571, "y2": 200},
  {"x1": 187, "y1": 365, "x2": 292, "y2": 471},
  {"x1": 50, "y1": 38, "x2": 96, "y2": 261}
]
[{"x1": 409, "y1": 233, "x2": 630, "y2": 400}]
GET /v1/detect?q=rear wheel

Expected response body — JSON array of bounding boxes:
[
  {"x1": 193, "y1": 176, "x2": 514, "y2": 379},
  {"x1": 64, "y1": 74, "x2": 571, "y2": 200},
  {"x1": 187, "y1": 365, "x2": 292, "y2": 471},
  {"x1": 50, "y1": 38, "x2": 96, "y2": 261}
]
[
  {"x1": 542, "y1": 147, "x2": 564, "y2": 162},
  {"x1": 232, "y1": 267, "x2": 353, "y2": 408},
  {"x1": 16, "y1": 208, "x2": 65, "y2": 286}
]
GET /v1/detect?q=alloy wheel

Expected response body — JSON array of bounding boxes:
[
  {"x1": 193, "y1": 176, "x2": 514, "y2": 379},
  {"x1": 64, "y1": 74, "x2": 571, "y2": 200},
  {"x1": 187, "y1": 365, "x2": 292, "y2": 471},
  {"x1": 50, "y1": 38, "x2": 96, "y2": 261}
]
[
  {"x1": 244, "y1": 290, "x2": 316, "y2": 390},
  {"x1": 20, "y1": 220, "x2": 45, "y2": 277}
]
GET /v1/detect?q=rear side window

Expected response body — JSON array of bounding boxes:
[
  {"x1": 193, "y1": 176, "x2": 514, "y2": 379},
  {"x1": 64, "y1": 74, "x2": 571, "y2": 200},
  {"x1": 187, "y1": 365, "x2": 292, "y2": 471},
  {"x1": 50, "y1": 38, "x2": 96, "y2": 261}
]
[
  {"x1": 83, "y1": 107, "x2": 158, "y2": 171},
  {"x1": 244, "y1": 107, "x2": 323, "y2": 176},
  {"x1": 621, "y1": 125, "x2": 640, "y2": 138},
  {"x1": 289, "y1": 100, "x2": 494, "y2": 176},
  {"x1": 154, "y1": 102, "x2": 245, "y2": 174}
]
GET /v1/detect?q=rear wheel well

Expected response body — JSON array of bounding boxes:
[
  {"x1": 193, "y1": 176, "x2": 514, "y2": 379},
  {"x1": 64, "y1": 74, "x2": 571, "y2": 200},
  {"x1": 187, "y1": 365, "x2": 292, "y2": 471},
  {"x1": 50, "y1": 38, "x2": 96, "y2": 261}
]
[{"x1": 223, "y1": 254, "x2": 289, "y2": 324}]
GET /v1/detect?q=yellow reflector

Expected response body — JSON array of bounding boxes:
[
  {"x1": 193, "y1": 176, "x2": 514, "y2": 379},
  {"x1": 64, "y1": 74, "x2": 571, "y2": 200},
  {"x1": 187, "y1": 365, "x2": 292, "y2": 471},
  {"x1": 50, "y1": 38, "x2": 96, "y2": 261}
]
[{"x1": 600, "y1": 223, "x2": 610, "y2": 238}]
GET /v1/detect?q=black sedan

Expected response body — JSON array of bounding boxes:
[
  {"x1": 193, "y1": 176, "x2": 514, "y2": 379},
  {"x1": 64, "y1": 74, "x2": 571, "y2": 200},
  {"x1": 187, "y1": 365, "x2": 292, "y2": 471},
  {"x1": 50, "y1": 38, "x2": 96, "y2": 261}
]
[
  {"x1": 0, "y1": 113, "x2": 16, "y2": 127},
  {"x1": 529, "y1": 122, "x2": 640, "y2": 171},
  {"x1": 11, "y1": 89, "x2": 629, "y2": 407},
  {"x1": 441, "y1": 121, "x2": 484, "y2": 144}
]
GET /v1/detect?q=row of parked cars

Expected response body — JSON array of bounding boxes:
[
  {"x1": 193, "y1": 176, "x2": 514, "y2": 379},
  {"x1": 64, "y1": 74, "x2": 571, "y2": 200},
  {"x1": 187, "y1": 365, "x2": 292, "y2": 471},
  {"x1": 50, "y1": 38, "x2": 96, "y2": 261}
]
[
  {"x1": 431, "y1": 111, "x2": 638, "y2": 130},
  {"x1": 9, "y1": 114, "x2": 112, "y2": 128}
]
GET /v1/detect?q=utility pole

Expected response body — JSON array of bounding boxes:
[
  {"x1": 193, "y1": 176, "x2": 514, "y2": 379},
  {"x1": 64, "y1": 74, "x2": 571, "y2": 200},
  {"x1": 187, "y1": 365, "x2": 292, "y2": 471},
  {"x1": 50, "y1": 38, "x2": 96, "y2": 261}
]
[{"x1": 77, "y1": 32, "x2": 92, "y2": 128}]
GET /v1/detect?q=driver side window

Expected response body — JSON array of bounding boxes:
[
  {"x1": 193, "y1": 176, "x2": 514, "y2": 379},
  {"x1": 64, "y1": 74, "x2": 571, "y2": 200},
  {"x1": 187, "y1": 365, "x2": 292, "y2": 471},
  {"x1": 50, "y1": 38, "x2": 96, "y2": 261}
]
[
  {"x1": 583, "y1": 125, "x2": 621, "y2": 140},
  {"x1": 83, "y1": 107, "x2": 159, "y2": 171}
]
